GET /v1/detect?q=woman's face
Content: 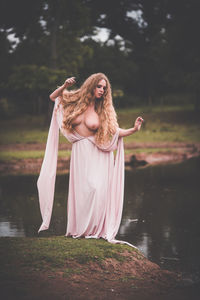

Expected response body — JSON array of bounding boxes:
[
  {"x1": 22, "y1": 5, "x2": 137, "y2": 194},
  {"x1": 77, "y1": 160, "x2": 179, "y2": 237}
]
[{"x1": 94, "y1": 79, "x2": 107, "y2": 99}]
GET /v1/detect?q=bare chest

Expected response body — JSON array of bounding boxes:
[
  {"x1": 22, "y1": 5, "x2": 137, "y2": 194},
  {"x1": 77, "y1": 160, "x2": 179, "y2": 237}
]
[{"x1": 72, "y1": 107, "x2": 100, "y2": 131}]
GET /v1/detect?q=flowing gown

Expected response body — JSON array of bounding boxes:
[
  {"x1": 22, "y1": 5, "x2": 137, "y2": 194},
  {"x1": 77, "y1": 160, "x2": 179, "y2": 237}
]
[{"x1": 37, "y1": 98, "x2": 127, "y2": 244}]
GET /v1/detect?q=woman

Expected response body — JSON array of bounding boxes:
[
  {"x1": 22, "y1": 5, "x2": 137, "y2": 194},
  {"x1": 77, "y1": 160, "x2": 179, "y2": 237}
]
[{"x1": 37, "y1": 73, "x2": 143, "y2": 245}]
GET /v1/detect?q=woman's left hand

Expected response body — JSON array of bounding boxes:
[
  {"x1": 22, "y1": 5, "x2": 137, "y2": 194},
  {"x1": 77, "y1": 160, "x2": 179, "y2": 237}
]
[
  {"x1": 134, "y1": 116, "x2": 144, "y2": 131},
  {"x1": 118, "y1": 116, "x2": 144, "y2": 137}
]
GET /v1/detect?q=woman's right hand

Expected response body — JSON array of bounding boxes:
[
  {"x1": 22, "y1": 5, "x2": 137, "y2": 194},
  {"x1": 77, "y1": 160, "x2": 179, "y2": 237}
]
[
  {"x1": 64, "y1": 77, "x2": 76, "y2": 88},
  {"x1": 50, "y1": 77, "x2": 76, "y2": 101}
]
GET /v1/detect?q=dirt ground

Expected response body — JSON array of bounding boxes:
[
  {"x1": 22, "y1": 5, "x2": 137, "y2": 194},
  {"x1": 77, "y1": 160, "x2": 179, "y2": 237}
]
[
  {"x1": 1, "y1": 141, "x2": 200, "y2": 175},
  {"x1": 2, "y1": 247, "x2": 199, "y2": 300}
]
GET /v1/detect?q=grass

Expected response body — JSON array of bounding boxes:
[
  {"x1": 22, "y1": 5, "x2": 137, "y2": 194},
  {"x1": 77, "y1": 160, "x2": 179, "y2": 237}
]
[
  {"x1": 0, "y1": 237, "x2": 140, "y2": 273},
  {"x1": 117, "y1": 106, "x2": 200, "y2": 143},
  {"x1": 124, "y1": 123, "x2": 200, "y2": 143},
  {"x1": 63, "y1": 267, "x2": 83, "y2": 278},
  {"x1": 0, "y1": 104, "x2": 200, "y2": 145},
  {"x1": 0, "y1": 236, "x2": 179, "y2": 299},
  {"x1": 116, "y1": 103, "x2": 194, "y2": 114},
  {"x1": 0, "y1": 148, "x2": 185, "y2": 162},
  {"x1": 0, "y1": 104, "x2": 199, "y2": 164},
  {"x1": 0, "y1": 150, "x2": 71, "y2": 161}
]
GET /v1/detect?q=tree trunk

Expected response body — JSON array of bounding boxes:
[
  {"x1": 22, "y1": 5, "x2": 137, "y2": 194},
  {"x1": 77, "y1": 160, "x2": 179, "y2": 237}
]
[
  {"x1": 148, "y1": 95, "x2": 153, "y2": 106},
  {"x1": 38, "y1": 95, "x2": 43, "y2": 115},
  {"x1": 50, "y1": 13, "x2": 58, "y2": 69},
  {"x1": 47, "y1": 1, "x2": 60, "y2": 123},
  {"x1": 194, "y1": 91, "x2": 200, "y2": 112}
]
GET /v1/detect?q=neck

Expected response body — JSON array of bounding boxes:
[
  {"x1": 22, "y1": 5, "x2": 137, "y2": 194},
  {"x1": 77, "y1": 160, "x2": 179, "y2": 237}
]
[{"x1": 89, "y1": 100, "x2": 95, "y2": 107}]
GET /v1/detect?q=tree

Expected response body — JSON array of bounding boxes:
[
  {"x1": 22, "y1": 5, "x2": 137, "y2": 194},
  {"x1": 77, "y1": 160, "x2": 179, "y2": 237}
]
[
  {"x1": 164, "y1": 0, "x2": 200, "y2": 110},
  {"x1": 0, "y1": 0, "x2": 94, "y2": 115}
]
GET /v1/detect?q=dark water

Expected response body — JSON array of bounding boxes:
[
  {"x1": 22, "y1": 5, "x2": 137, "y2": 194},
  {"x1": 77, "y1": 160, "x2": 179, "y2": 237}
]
[{"x1": 0, "y1": 157, "x2": 200, "y2": 281}]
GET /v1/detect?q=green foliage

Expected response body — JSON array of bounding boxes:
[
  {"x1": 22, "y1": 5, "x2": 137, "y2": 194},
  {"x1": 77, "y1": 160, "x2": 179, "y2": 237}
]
[
  {"x1": 1, "y1": 0, "x2": 200, "y2": 113},
  {"x1": 9, "y1": 65, "x2": 66, "y2": 92},
  {"x1": 0, "y1": 98, "x2": 15, "y2": 118}
]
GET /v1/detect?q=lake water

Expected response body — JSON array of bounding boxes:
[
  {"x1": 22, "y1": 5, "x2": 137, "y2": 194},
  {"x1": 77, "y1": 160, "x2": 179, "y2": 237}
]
[{"x1": 0, "y1": 157, "x2": 200, "y2": 281}]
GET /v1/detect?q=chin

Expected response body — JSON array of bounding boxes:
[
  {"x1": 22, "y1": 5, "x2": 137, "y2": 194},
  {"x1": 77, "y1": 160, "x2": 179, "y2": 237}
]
[{"x1": 96, "y1": 96, "x2": 103, "y2": 100}]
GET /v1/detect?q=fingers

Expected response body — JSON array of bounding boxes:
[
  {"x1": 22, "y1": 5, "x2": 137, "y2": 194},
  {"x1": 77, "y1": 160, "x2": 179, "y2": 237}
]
[
  {"x1": 137, "y1": 116, "x2": 144, "y2": 123},
  {"x1": 134, "y1": 116, "x2": 144, "y2": 131},
  {"x1": 66, "y1": 77, "x2": 76, "y2": 84},
  {"x1": 65, "y1": 77, "x2": 76, "y2": 86}
]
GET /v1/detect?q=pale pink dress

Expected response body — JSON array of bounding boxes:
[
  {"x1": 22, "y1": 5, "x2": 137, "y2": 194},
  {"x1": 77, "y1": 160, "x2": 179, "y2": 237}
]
[{"x1": 37, "y1": 98, "x2": 134, "y2": 246}]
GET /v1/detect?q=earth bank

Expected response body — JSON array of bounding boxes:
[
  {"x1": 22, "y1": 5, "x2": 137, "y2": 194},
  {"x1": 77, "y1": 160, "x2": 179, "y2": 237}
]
[
  {"x1": 0, "y1": 236, "x2": 187, "y2": 300},
  {"x1": 0, "y1": 141, "x2": 200, "y2": 175}
]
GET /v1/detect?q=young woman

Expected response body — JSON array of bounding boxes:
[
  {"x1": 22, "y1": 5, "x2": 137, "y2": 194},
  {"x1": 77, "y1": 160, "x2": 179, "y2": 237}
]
[{"x1": 37, "y1": 73, "x2": 143, "y2": 245}]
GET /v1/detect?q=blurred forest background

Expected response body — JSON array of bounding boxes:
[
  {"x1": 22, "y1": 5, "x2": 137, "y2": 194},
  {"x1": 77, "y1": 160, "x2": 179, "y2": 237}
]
[{"x1": 1, "y1": 0, "x2": 200, "y2": 118}]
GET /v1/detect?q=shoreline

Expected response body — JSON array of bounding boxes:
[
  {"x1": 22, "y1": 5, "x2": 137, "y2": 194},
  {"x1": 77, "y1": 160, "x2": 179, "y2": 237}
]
[{"x1": 1, "y1": 141, "x2": 200, "y2": 175}]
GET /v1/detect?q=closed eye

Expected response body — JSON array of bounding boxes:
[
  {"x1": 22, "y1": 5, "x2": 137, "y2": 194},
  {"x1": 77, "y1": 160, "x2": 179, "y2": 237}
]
[{"x1": 97, "y1": 85, "x2": 106, "y2": 90}]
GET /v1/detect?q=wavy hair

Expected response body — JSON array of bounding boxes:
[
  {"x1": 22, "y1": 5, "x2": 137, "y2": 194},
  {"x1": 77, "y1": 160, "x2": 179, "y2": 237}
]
[{"x1": 59, "y1": 73, "x2": 118, "y2": 145}]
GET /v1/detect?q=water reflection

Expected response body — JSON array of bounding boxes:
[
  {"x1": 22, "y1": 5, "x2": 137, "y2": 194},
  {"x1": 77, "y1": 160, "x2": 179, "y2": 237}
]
[
  {"x1": 0, "y1": 157, "x2": 200, "y2": 277},
  {"x1": 118, "y1": 157, "x2": 200, "y2": 276},
  {"x1": 0, "y1": 218, "x2": 25, "y2": 237}
]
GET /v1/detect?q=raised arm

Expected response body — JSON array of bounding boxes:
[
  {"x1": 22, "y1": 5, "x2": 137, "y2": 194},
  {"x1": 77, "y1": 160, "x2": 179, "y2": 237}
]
[
  {"x1": 119, "y1": 116, "x2": 144, "y2": 137},
  {"x1": 49, "y1": 77, "x2": 76, "y2": 101}
]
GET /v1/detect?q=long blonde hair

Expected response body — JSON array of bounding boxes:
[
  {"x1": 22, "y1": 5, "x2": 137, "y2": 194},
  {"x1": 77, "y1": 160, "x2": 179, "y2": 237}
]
[{"x1": 59, "y1": 73, "x2": 118, "y2": 145}]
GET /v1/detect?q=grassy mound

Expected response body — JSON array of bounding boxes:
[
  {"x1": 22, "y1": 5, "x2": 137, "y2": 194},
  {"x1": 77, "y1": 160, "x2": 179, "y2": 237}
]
[{"x1": 0, "y1": 237, "x2": 180, "y2": 300}]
